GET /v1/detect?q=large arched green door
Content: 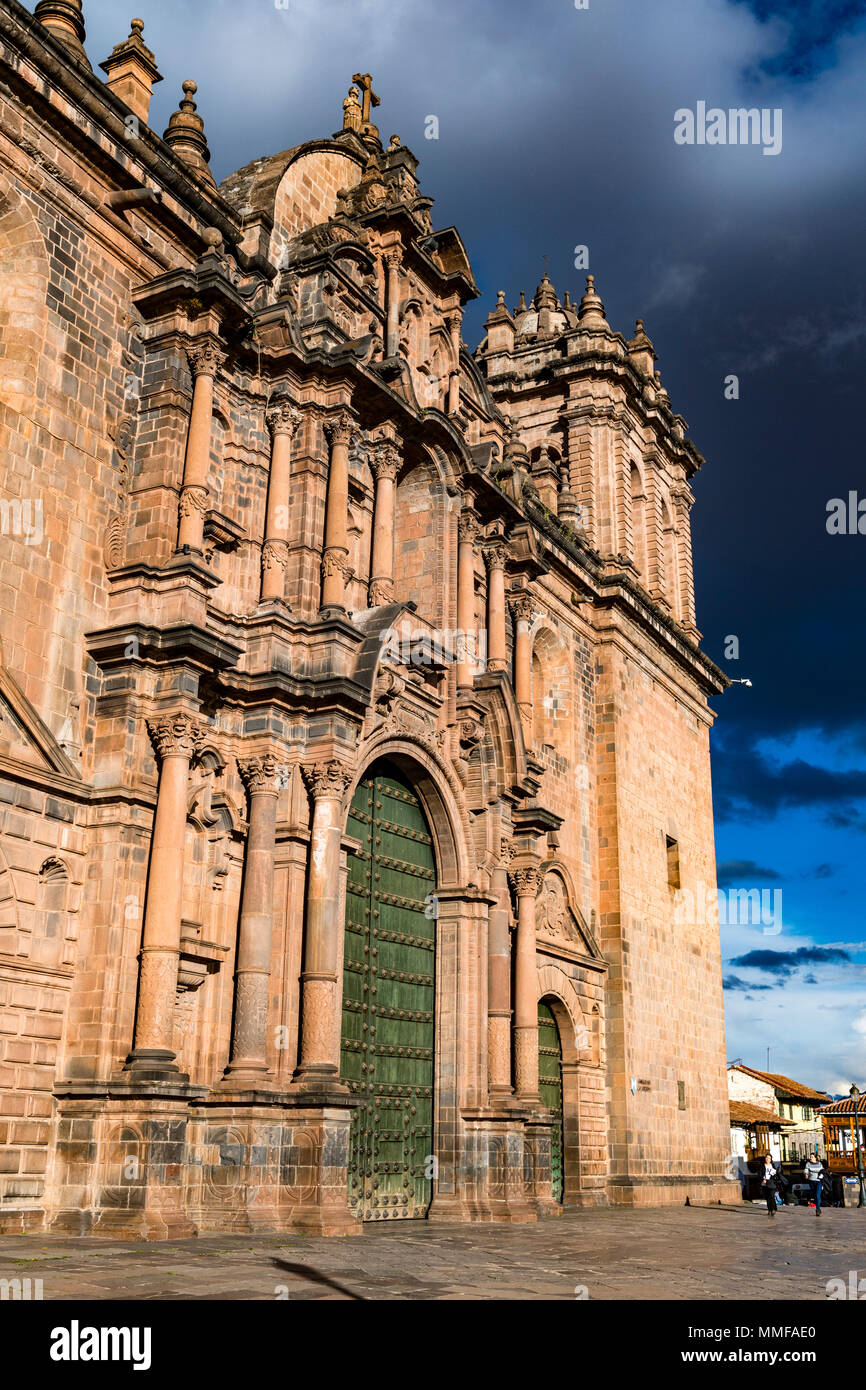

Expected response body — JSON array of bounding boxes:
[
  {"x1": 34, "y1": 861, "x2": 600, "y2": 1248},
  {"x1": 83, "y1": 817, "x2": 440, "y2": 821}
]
[
  {"x1": 341, "y1": 760, "x2": 436, "y2": 1221},
  {"x1": 538, "y1": 1001, "x2": 564, "y2": 1203}
]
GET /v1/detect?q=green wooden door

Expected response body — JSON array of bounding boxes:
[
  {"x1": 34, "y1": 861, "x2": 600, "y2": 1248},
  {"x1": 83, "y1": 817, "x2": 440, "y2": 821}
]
[
  {"x1": 538, "y1": 1000, "x2": 564, "y2": 1203},
  {"x1": 341, "y1": 760, "x2": 436, "y2": 1221}
]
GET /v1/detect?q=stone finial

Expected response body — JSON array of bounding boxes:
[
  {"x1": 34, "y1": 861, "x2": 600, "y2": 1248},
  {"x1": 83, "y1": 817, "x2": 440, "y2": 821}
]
[
  {"x1": 99, "y1": 18, "x2": 163, "y2": 126},
  {"x1": 534, "y1": 270, "x2": 557, "y2": 311},
  {"x1": 577, "y1": 274, "x2": 609, "y2": 331},
  {"x1": 34, "y1": 0, "x2": 91, "y2": 70},
  {"x1": 163, "y1": 80, "x2": 216, "y2": 190},
  {"x1": 627, "y1": 317, "x2": 657, "y2": 378}
]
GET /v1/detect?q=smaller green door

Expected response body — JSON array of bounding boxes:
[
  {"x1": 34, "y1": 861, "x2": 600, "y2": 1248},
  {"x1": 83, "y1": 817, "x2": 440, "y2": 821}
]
[{"x1": 538, "y1": 1001, "x2": 564, "y2": 1203}]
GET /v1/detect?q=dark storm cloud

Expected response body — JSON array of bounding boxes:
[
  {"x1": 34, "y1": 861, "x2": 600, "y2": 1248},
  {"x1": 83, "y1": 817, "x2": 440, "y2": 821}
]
[
  {"x1": 716, "y1": 858, "x2": 781, "y2": 886},
  {"x1": 723, "y1": 974, "x2": 771, "y2": 991},
  {"x1": 713, "y1": 749, "x2": 866, "y2": 822},
  {"x1": 729, "y1": 946, "x2": 852, "y2": 975}
]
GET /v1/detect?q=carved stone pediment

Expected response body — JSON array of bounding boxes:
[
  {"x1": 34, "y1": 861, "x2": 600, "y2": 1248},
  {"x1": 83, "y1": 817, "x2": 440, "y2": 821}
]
[{"x1": 535, "y1": 869, "x2": 590, "y2": 951}]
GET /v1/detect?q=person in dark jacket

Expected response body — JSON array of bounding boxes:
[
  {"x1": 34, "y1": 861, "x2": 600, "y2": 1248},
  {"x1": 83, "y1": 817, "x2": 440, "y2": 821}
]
[{"x1": 760, "y1": 1152, "x2": 779, "y2": 1216}]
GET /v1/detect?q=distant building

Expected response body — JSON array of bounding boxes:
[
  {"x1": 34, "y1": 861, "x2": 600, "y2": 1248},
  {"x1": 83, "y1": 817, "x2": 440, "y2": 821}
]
[
  {"x1": 728, "y1": 1064, "x2": 830, "y2": 1160},
  {"x1": 729, "y1": 1099, "x2": 792, "y2": 1164}
]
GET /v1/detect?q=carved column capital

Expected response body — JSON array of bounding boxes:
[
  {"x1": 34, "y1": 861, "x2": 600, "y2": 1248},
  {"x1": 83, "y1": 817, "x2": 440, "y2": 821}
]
[
  {"x1": 266, "y1": 399, "x2": 301, "y2": 439},
  {"x1": 385, "y1": 249, "x2": 402, "y2": 271},
  {"x1": 509, "y1": 593, "x2": 535, "y2": 625},
  {"x1": 147, "y1": 713, "x2": 209, "y2": 762},
  {"x1": 447, "y1": 309, "x2": 463, "y2": 335},
  {"x1": 324, "y1": 409, "x2": 355, "y2": 447},
  {"x1": 237, "y1": 752, "x2": 289, "y2": 796},
  {"x1": 370, "y1": 439, "x2": 401, "y2": 482},
  {"x1": 508, "y1": 865, "x2": 543, "y2": 897},
  {"x1": 186, "y1": 339, "x2": 225, "y2": 378},
  {"x1": 484, "y1": 539, "x2": 508, "y2": 572},
  {"x1": 301, "y1": 760, "x2": 353, "y2": 801},
  {"x1": 458, "y1": 509, "x2": 480, "y2": 544}
]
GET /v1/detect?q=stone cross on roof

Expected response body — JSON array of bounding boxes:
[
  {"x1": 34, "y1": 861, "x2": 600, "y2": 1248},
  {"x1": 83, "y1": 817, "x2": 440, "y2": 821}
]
[{"x1": 352, "y1": 72, "x2": 380, "y2": 126}]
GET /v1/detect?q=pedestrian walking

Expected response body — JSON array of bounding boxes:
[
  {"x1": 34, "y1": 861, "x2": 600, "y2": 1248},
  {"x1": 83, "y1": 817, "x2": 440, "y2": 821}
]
[
  {"x1": 804, "y1": 1151, "x2": 824, "y2": 1216},
  {"x1": 760, "y1": 1152, "x2": 779, "y2": 1217}
]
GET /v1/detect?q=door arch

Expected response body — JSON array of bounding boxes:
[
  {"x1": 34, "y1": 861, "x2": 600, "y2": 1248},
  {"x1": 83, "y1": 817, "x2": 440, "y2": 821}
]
[
  {"x1": 538, "y1": 999, "x2": 564, "y2": 1203},
  {"x1": 341, "y1": 759, "x2": 436, "y2": 1220}
]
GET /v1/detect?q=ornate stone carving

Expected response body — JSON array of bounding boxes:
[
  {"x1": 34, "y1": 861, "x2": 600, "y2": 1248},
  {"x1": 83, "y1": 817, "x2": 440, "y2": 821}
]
[
  {"x1": 179, "y1": 484, "x2": 210, "y2": 519},
  {"x1": 147, "y1": 713, "x2": 209, "y2": 762},
  {"x1": 321, "y1": 547, "x2": 354, "y2": 582},
  {"x1": 508, "y1": 865, "x2": 542, "y2": 897},
  {"x1": 535, "y1": 871, "x2": 582, "y2": 943},
  {"x1": 301, "y1": 760, "x2": 353, "y2": 801},
  {"x1": 261, "y1": 539, "x2": 289, "y2": 576},
  {"x1": 368, "y1": 577, "x2": 394, "y2": 606},
  {"x1": 509, "y1": 593, "x2": 535, "y2": 624},
  {"x1": 484, "y1": 540, "x2": 508, "y2": 572},
  {"x1": 266, "y1": 399, "x2": 300, "y2": 438},
  {"x1": 458, "y1": 714, "x2": 485, "y2": 755},
  {"x1": 457, "y1": 510, "x2": 480, "y2": 543},
  {"x1": 324, "y1": 409, "x2": 354, "y2": 447},
  {"x1": 186, "y1": 340, "x2": 225, "y2": 378},
  {"x1": 369, "y1": 439, "x2": 400, "y2": 481},
  {"x1": 237, "y1": 753, "x2": 288, "y2": 796}
]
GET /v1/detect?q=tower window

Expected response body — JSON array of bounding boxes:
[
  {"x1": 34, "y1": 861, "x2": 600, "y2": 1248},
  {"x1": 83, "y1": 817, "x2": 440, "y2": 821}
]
[{"x1": 666, "y1": 835, "x2": 680, "y2": 889}]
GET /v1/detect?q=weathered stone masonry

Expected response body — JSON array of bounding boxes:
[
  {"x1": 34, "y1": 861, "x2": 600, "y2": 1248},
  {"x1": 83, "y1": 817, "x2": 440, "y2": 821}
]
[{"x1": 0, "y1": 2, "x2": 733, "y2": 1236}]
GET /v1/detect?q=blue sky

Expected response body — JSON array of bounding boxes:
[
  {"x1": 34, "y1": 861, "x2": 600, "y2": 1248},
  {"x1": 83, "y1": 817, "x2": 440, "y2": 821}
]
[{"x1": 70, "y1": 0, "x2": 866, "y2": 1093}]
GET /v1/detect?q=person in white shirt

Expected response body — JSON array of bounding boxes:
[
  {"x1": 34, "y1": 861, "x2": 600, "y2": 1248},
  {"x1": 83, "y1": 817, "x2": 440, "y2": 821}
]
[{"x1": 803, "y1": 1152, "x2": 824, "y2": 1215}]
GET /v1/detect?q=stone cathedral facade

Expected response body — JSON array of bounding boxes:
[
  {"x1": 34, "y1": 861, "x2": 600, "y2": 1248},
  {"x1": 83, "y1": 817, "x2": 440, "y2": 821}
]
[{"x1": 0, "y1": 1, "x2": 733, "y2": 1238}]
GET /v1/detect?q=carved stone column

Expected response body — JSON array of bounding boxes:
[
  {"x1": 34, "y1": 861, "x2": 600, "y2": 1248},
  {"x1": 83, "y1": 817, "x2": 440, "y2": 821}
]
[
  {"x1": 488, "y1": 854, "x2": 513, "y2": 1097},
  {"x1": 260, "y1": 400, "x2": 299, "y2": 604},
  {"x1": 294, "y1": 761, "x2": 353, "y2": 1086},
  {"x1": 509, "y1": 864, "x2": 542, "y2": 1101},
  {"x1": 126, "y1": 713, "x2": 208, "y2": 1074},
  {"x1": 484, "y1": 539, "x2": 508, "y2": 673},
  {"x1": 385, "y1": 250, "x2": 401, "y2": 357},
  {"x1": 368, "y1": 436, "x2": 400, "y2": 606},
  {"x1": 457, "y1": 509, "x2": 480, "y2": 689},
  {"x1": 447, "y1": 310, "x2": 462, "y2": 414},
  {"x1": 510, "y1": 594, "x2": 534, "y2": 728},
  {"x1": 223, "y1": 754, "x2": 286, "y2": 1082},
  {"x1": 177, "y1": 340, "x2": 224, "y2": 554},
  {"x1": 320, "y1": 411, "x2": 355, "y2": 617}
]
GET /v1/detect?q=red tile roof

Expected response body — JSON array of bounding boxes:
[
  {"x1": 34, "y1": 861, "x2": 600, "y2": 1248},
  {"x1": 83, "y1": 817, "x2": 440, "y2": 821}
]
[
  {"x1": 729, "y1": 1064, "x2": 831, "y2": 1104},
  {"x1": 729, "y1": 1101, "x2": 795, "y2": 1127}
]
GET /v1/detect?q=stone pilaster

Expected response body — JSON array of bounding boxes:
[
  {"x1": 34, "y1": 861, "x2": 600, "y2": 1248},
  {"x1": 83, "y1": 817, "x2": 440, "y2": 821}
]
[
  {"x1": 487, "y1": 855, "x2": 513, "y2": 1097},
  {"x1": 385, "y1": 250, "x2": 401, "y2": 357},
  {"x1": 177, "y1": 340, "x2": 224, "y2": 554},
  {"x1": 320, "y1": 411, "x2": 355, "y2": 617},
  {"x1": 294, "y1": 761, "x2": 353, "y2": 1088},
  {"x1": 484, "y1": 539, "x2": 508, "y2": 673},
  {"x1": 368, "y1": 436, "x2": 400, "y2": 606},
  {"x1": 260, "y1": 400, "x2": 300, "y2": 604},
  {"x1": 509, "y1": 593, "x2": 534, "y2": 728},
  {"x1": 456, "y1": 508, "x2": 480, "y2": 688},
  {"x1": 509, "y1": 864, "x2": 542, "y2": 1101},
  {"x1": 447, "y1": 310, "x2": 462, "y2": 414},
  {"x1": 223, "y1": 753, "x2": 287, "y2": 1083},
  {"x1": 125, "y1": 713, "x2": 208, "y2": 1076}
]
